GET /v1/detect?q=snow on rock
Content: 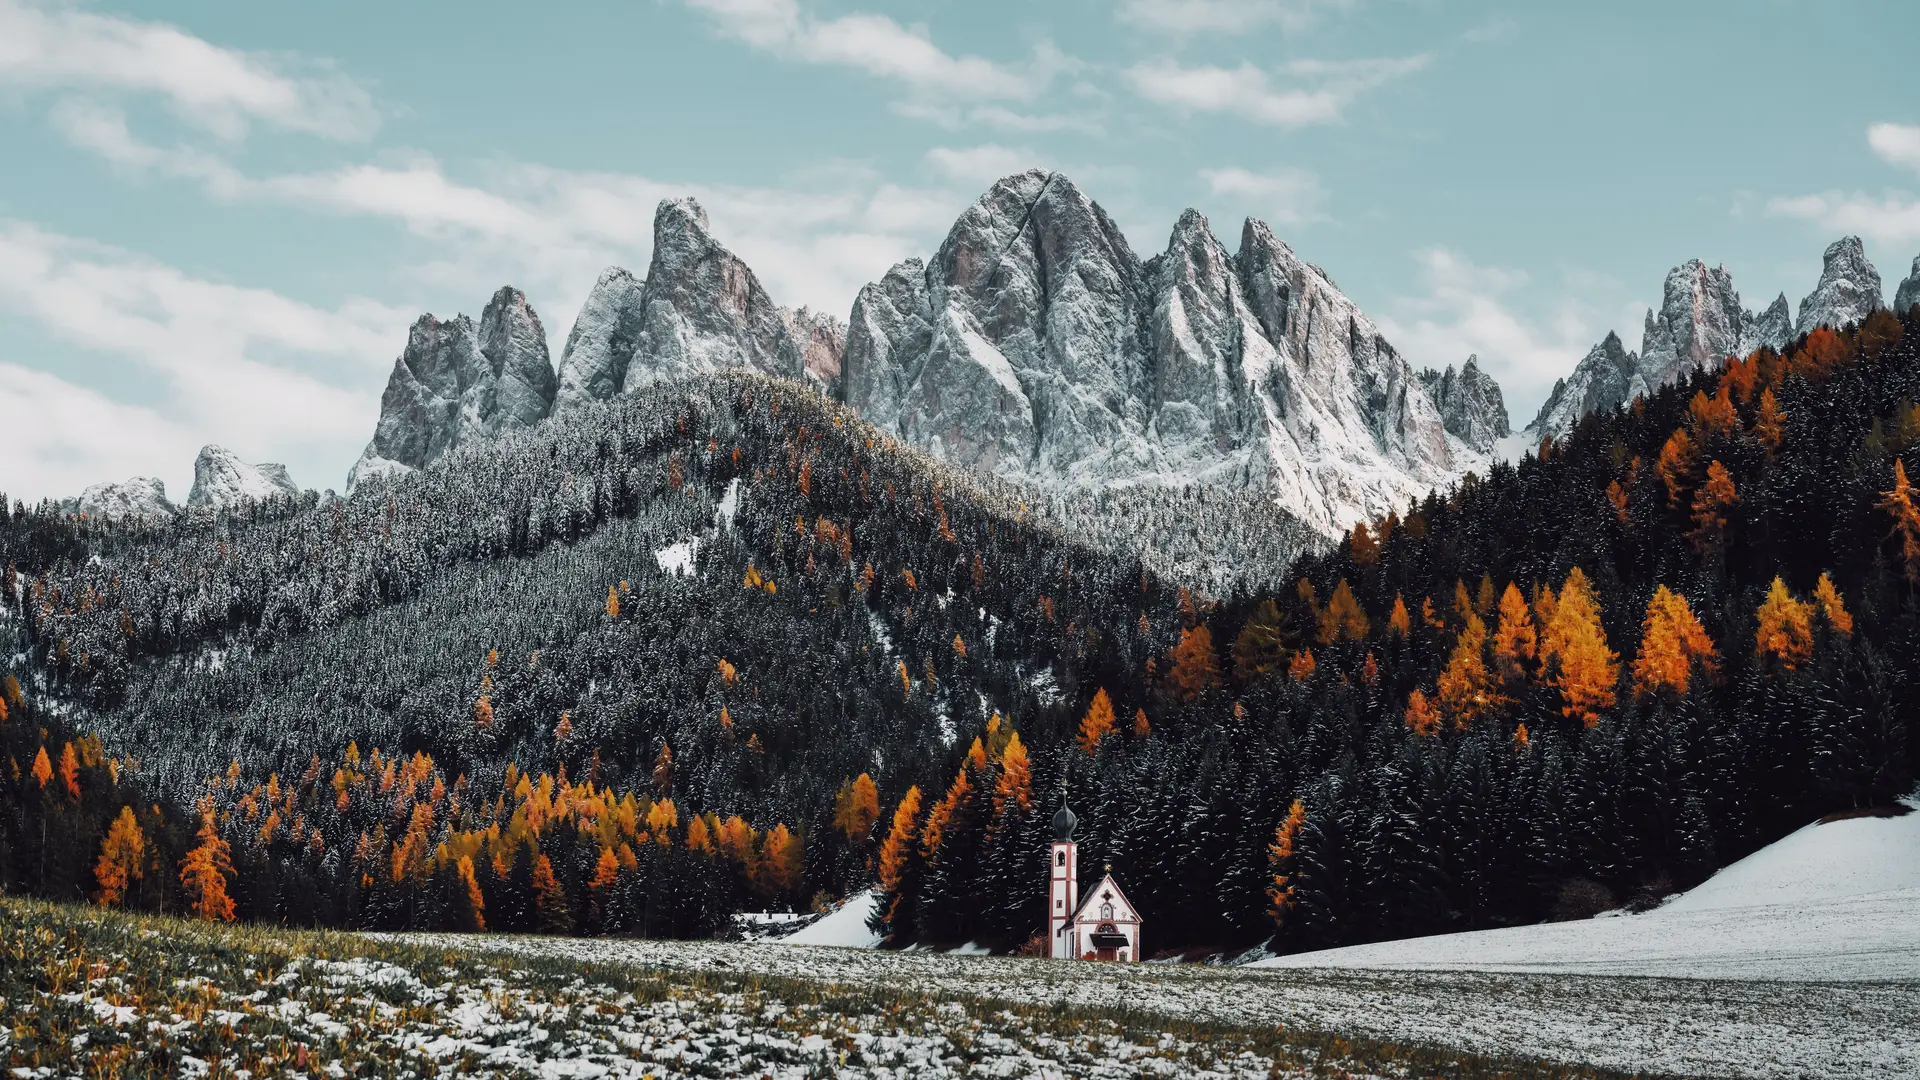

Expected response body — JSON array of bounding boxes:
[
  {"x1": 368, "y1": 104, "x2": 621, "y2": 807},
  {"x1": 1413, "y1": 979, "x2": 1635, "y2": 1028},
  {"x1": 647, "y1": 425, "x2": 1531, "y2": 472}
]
[
  {"x1": 1796, "y1": 235, "x2": 1883, "y2": 335},
  {"x1": 67, "y1": 477, "x2": 175, "y2": 519},
  {"x1": 841, "y1": 171, "x2": 1472, "y2": 537},
  {"x1": 779, "y1": 890, "x2": 883, "y2": 948},
  {"x1": 1253, "y1": 799, "x2": 1920, "y2": 982},
  {"x1": 553, "y1": 267, "x2": 647, "y2": 411},
  {"x1": 1417, "y1": 356, "x2": 1510, "y2": 454},
  {"x1": 187, "y1": 445, "x2": 299, "y2": 510},
  {"x1": 349, "y1": 287, "x2": 556, "y2": 493}
]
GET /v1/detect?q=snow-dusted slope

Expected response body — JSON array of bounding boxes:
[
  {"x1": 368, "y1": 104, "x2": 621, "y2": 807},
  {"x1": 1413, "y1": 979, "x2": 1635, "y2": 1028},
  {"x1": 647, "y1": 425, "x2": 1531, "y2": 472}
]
[
  {"x1": 780, "y1": 890, "x2": 884, "y2": 948},
  {"x1": 842, "y1": 171, "x2": 1473, "y2": 537},
  {"x1": 1254, "y1": 800, "x2": 1920, "y2": 981},
  {"x1": 187, "y1": 445, "x2": 299, "y2": 510}
]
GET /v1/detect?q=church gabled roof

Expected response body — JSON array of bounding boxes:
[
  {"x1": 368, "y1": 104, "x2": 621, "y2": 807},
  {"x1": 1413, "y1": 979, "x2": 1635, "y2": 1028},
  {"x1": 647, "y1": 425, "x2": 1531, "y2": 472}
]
[{"x1": 1071, "y1": 873, "x2": 1140, "y2": 924}]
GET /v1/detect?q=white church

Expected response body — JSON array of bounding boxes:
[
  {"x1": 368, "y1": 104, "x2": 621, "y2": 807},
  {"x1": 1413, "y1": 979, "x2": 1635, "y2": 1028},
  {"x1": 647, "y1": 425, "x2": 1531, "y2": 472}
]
[{"x1": 1047, "y1": 795, "x2": 1143, "y2": 961}]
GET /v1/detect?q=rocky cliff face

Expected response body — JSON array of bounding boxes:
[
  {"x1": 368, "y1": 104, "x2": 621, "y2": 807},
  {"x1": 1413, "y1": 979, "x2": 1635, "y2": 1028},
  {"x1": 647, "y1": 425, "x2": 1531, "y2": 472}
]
[
  {"x1": 554, "y1": 267, "x2": 647, "y2": 412},
  {"x1": 1528, "y1": 333, "x2": 1639, "y2": 439},
  {"x1": 1796, "y1": 236, "x2": 1882, "y2": 336},
  {"x1": 66, "y1": 478, "x2": 175, "y2": 519},
  {"x1": 348, "y1": 287, "x2": 555, "y2": 491},
  {"x1": 780, "y1": 306, "x2": 847, "y2": 394},
  {"x1": 841, "y1": 170, "x2": 1466, "y2": 536},
  {"x1": 188, "y1": 445, "x2": 299, "y2": 510},
  {"x1": 1418, "y1": 356, "x2": 1510, "y2": 454},
  {"x1": 1896, "y1": 256, "x2": 1920, "y2": 316}
]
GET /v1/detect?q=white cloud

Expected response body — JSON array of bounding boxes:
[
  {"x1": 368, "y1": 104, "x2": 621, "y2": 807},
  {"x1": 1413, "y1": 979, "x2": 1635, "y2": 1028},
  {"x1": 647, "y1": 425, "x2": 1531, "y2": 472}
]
[
  {"x1": 0, "y1": 222, "x2": 410, "y2": 499},
  {"x1": 0, "y1": 362, "x2": 200, "y2": 505},
  {"x1": 1199, "y1": 166, "x2": 1324, "y2": 226},
  {"x1": 1867, "y1": 123, "x2": 1920, "y2": 176},
  {"x1": 1375, "y1": 248, "x2": 1607, "y2": 422},
  {"x1": 1767, "y1": 193, "x2": 1920, "y2": 247},
  {"x1": 1127, "y1": 55, "x2": 1427, "y2": 127},
  {"x1": 684, "y1": 0, "x2": 1061, "y2": 102},
  {"x1": 924, "y1": 145, "x2": 1043, "y2": 187},
  {"x1": 1116, "y1": 0, "x2": 1353, "y2": 34},
  {"x1": 0, "y1": 0, "x2": 375, "y2": 140}
]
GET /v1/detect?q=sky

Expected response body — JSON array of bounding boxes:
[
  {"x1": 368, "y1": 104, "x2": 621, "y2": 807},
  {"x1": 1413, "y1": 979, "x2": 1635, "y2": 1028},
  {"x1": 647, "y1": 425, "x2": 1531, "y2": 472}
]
[{"x1": 2, "y1": 0, "x2": 1918, "y2": 503}]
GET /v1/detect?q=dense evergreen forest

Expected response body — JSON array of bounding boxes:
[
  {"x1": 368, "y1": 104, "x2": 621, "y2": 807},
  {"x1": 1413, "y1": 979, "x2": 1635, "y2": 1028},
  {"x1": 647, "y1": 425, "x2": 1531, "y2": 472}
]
[{"x1": 3, "y1": 306, "x2": 1917, "y2": 957}]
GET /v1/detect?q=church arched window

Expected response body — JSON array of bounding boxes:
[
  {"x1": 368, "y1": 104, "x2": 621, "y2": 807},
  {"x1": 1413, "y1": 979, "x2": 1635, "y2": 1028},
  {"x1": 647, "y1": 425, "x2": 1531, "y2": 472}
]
[
  {"x1": 1056, "y1": 850, "x2": 1065, "y2": 867},
  {"x1": 1101, "y1": 901, "x2": 1113, "y2": 920}
]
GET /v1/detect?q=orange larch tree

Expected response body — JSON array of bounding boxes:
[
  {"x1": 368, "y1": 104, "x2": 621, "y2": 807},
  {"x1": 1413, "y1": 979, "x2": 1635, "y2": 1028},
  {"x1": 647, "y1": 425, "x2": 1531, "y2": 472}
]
[
  {"x1": 1631, "y1": 586, "x2": 1719, "y2": 699},
  {"x1": 1542, "y1": 567, "x2": 1619, "y2": 726},
  {"x1": 833, "y1": 773, "x2": 883, "y2": 841},
  {"x1": 1403, "y1": 688, "x2": 1441, "y2": 737},
  {"x1": 94, "y1": 806, "x2": 145, "y2": 907},
  {"x1": 992, "y1": 733, "x2": 1032, "y2": 817},
  {"x1": 58, "y1": 742, "x2": 80, "y2": 799},
  {"x1": 1877, "y1": 460, "x2": 1920, "y2": 582},
  {"x1": 1387, "y1": 594, "x2": 1412, "y2": 638},
  {"x1": 1753, "y1": 388, "x2": 1785, "y2": 455},
  {"x1": 1813, "y1": 573, "x2": 1854, "y2": 637},
  {"x1": 1755, "y1": 577, "x2": 1814, "y2": 670},
  {"x1": 1437, "y1": 610, "x2": 1500, "y2": 725},
  {"x1": 1320, "y1": 579, "x2": 1369, "y2": 642},
  {"x1": 1077, "y1": 689, "x2": 1116, "y2": 755},
  {"x1": 1490, "y1": 582, "x2": 1537, "y2": 686},
  {"x1": 179, "y1": 796, "x2": 236, "y2": 922},
  {"x1": 1687, "y1": 461, "x2": 1738, "y2": 553},
  {"x1": 1266, "y1": 799, "x2": 1308, "y2": 926},
  {"x1": 1656, "y1": 428, "x2": 1696, "y2": 507},
  {"x1": 1165, "y1": 624, "x2": 1225, "y2": 699},
  {"x1": 876, "y1": 786, "x2": 923, "y2": 922}
]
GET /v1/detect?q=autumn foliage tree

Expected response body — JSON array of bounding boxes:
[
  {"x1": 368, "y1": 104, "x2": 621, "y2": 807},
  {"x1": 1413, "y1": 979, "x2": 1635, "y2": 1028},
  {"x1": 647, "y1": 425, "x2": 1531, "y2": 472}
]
[
  {"x1": 1266, "y1": 799, "x2": 1307, "y2": 926},
  {"x1": 1631, "y1": 586, "x2": 1719, "y2": 699},
  {"x1": 179, "y1": 796, "x2": 236, "y2": 922},
  {"x1": 1165, "y1": 624, "x2": 1224, "y2": 699},
  {"x1": 1077, "y1": 688, "x2": 1116, "y2": 755},
  {"x1": 1755, "y1": 577, "x2": 1814, "y2": 670},
  {"x1": 1437, "y1": 611, "x2": 1500, "y2": 725},
  {"x1": 93, "y1": 805, "x2": 144, "y2": 907},
  {"x1": 1541, "y1": 567, "x2": 1618, "y2": 726}
]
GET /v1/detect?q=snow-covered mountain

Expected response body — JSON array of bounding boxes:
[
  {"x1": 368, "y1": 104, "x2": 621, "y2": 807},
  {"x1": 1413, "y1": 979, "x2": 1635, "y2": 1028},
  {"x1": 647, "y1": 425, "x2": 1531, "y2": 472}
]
[
  {"x1": 355, "y1": 198, "x2": 849, "y2": 490},
  {"x1": 1796, "y1": 236, "x2": 1883, "y2": 337},
  {"x1": 1417, "y1": 356, "x2": 1510, "y2": 455},
  {"x1": 1527, "y1": 239, "x2": 1882, "y2": 442},
  {"x1": 187, "y1": 445, "x2": 299, "y2": 510},
  {"x1": 842, "y1": 171, "x2": 1471, "y2": 537},
  {"x1": 64, "y1": 477, "x2": 175, "y2": 519},
  {"x1": 347, "y1": 287, "x2": 557, "y2": 492},
  {"x1": 1897, "y1": 256, "x2": 1920, "y2": 316}
]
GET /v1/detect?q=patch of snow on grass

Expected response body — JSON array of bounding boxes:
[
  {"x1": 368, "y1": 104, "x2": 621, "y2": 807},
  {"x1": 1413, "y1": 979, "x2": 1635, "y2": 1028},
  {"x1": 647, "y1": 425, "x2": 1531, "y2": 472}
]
[{"x1": 654, "y1": 538, "x2": 698, "y2": 576}]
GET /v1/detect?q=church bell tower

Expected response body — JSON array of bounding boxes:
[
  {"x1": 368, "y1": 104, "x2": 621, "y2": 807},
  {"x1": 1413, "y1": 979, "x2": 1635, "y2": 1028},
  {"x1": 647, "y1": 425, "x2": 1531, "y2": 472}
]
[{"x1": 1047, "y1": 790, "x2": 1078, "y2": 959}]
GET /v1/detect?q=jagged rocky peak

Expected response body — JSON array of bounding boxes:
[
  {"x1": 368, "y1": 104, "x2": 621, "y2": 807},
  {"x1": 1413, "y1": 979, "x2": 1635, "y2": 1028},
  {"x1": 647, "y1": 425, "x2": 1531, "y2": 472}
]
[
  {"x1": 1641, "y1": 261, "x2": 1748, "y2": 389},
  {"x1": 1891, "y1": 255, "x2": 1920, "y2": 316},
  {"x1": 1528, "y1": 332, "x2": 1639, "y2": 439},
  {"x1": 1749, "y1": 293, "x2": 1793, "y2": 355},
  {"x1": 840, "y1": 170, "x2": 1470, "y2": 536},
  {"x1": 620, "y1": 197, "x2": 801, "y2": 389},
  {"x1": 66, "y1": 477, "x2": 175, "y2": 519},
  {"x1": 188, "y1": 445, "x2": 299, "y2": 510},
  {"x1": 349, "y1": 287, "x2": 555, "y2": 492},
  {"x1": 1418, "y1": 356, "x2": 1510, "y2": 454},
  {"x1": 1797, "y1": 236, "x2": 1882, "y2": 335},
  {"x1": 555, "y1": 267, "x2": 647, "y2": 411}
]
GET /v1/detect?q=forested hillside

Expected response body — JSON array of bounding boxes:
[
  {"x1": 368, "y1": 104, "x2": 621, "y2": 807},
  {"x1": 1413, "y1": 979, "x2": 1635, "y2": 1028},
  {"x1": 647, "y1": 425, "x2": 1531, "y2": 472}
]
[{"x1": 3, "y1": 307, "x2": 1918, "y2": 956}]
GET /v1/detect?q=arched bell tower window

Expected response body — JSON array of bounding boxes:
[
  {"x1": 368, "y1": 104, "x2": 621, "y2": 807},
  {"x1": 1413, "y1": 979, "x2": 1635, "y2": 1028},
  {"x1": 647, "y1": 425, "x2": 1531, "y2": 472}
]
[{"x1": 1056, "y1": 850, "x2": 1065, "y2": 867}]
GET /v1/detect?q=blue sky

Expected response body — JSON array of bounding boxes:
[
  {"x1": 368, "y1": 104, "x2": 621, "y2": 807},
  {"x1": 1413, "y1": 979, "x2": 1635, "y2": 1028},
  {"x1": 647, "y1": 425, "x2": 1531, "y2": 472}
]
[{"x1": 2, "y1": 0, "x2": 1917, "y2": 502}]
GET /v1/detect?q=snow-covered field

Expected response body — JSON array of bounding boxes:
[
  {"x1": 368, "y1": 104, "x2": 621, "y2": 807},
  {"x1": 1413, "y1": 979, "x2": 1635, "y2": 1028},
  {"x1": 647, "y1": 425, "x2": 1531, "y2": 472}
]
[
  {"x1": 402, "y1": 806, "x2": 1920, "y2": 1079},
  {"x1": 1257, "y1": 799, "x2": 1920, "y2": 981}
]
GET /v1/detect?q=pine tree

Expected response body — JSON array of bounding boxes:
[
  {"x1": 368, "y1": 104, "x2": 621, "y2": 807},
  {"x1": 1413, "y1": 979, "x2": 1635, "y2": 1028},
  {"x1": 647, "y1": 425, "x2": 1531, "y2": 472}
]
[
  {"x1": 1542, "y1": 567, "x2": 1619, "y2": 726},
  {"x1": 1288, "y1": 649, "x2": 1316, "y2": 682},
  {"x1": 94, "y1": 806, "x2": 145, "y2": 907},
  {"x1": 605, "y1": 586, "x2": 620, "y2": 619},
  {"x1": 31, "y1": 746, "x2": 51, "y2": 789},
  {"x1": 1231, "y1": 600, "x2": 1291, "y2": 681},
  {"x1": 876, "y1": 786, "x2": 923, "y2": 928},
  {"x1": 455, "y1": 854, "x2": 487, "y2": 931},
  {"x1": 1753, "y1": 388, "x2": 1785, "y2": 455},
  {"x1": 532, "y1": 852, "x2": 571, "y2": 933},
  {"x1": 1318, "y1": 580, "x2": 1369, "y2": 643},
  {"x1": 57, "y1": 742, "x2": 79, "y2": 799},
  {"x1": 1657, "y1": 428, "x2": 1696, "y2": 506}
]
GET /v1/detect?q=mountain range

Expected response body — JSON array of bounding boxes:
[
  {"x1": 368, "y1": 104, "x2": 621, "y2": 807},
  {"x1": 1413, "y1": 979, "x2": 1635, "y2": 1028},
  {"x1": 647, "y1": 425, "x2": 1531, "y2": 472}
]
[{"x1": 60, "y1": 172, "x2": 1920, "y2": 565}]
